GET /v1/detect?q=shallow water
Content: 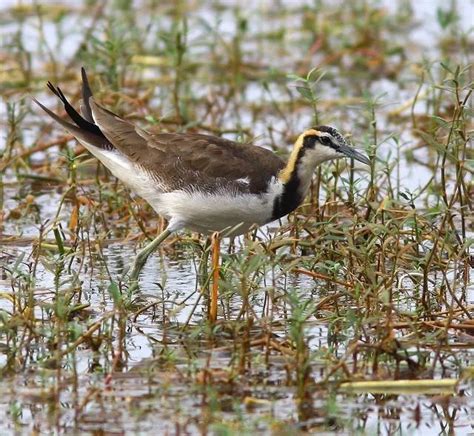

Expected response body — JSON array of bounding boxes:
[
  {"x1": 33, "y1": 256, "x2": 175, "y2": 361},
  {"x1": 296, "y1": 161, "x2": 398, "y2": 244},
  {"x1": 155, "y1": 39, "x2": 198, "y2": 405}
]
[{"x1": 1, "y1": 0, "x2": 473, "y2": 434}]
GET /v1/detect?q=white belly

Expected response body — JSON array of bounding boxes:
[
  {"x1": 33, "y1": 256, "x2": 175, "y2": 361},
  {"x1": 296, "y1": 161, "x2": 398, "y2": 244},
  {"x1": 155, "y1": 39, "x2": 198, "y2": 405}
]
[
  {"x1": 79, "y1": 143, "x2": 282, "y2": 236},
  {"x1": 153, "y1": 190, "x2": 274, "y2": 236}
]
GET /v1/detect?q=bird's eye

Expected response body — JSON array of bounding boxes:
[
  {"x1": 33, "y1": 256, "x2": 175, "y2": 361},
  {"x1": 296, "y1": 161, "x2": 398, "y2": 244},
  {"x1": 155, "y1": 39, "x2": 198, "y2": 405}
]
[{"x1": 320, "y1": 137, "x2": 330, "y2": 145}]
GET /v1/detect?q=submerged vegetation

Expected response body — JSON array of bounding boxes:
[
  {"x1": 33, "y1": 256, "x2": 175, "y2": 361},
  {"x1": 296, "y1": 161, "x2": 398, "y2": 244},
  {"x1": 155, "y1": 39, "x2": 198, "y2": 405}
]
[{"x1": 0, "y1": 0, "x2": 472, "y2": 434}]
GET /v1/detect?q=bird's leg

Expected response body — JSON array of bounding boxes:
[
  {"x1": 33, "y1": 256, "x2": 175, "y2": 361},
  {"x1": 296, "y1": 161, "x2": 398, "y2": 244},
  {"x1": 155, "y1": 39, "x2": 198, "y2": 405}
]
[
  {"x1": 198, "y1": 238, "x2": 211, "y2": 291},
  {"x1": 209, "y1": 231, "x2": 221, "y2": 323},
  {"x1": 128, "y1": 228, "x2": 172, "y2": 286}
]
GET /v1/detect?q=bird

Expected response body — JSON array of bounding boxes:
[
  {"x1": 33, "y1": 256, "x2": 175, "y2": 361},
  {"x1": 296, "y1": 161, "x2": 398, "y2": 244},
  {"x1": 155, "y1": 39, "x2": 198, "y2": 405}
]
[{"x1": 34, "y1": 68, "x2": 370, "y2": 294}]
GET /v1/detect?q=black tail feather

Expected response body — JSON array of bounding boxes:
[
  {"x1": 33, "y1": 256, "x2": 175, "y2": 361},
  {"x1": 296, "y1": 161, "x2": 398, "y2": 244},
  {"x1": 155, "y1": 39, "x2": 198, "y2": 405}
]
[
  {"x1": 35, "y1": 69, "x2": 116, "y2": 151},
  {"x1": 80, "y1": 67, "x2": 94, "y2": 123},
  {"x1": 47, "y1": 80, "x2": 103, "y2": 137}
]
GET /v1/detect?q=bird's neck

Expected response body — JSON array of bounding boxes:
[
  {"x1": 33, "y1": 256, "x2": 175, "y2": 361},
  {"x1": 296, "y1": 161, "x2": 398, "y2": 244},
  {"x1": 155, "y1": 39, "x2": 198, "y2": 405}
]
[{"x1": 271, "y1": 136, "x2": 320, "y2": 220}]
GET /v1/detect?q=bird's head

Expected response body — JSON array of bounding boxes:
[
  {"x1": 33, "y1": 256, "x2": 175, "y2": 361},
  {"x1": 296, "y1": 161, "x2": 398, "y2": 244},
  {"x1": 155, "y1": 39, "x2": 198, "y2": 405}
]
[
  {"x1": 299, "y1": 126, "x2": 370, "y2": 165},
  {"x1": 279, "y1": 126, "x2": 369, "y2": 184}
]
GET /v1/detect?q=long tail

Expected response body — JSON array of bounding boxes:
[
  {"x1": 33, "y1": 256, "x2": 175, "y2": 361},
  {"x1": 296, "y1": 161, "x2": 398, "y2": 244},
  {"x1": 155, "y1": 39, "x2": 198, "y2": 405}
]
[
  {"x1": 80, "y1": 67, "x2": 94, "y2": 123},
  {"x1": 33, "y1": 68, "x2": 113, "y2": 150}
]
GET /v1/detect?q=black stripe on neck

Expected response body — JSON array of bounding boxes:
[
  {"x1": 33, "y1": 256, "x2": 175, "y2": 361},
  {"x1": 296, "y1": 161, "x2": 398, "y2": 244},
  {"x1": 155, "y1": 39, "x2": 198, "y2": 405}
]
[
  {"x1": 271, "y1": 146, "x2": 308, "y2": 220},
  {"x1": 271, "y1": 172, "x2": 303, "y2": 220}
]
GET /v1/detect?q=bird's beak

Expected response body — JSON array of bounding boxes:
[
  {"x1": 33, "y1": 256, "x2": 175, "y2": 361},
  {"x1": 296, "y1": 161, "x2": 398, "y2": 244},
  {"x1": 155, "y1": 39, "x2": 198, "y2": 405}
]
[{"x1": 338, "y1": 142, "x2": 370, "y2": 165}]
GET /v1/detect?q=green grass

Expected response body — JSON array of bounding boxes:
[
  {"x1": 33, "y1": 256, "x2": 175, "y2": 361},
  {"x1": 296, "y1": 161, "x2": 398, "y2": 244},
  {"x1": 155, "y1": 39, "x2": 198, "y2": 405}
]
[{"x1": 0, "y1": 0, "x2": 472, "y2": 434}]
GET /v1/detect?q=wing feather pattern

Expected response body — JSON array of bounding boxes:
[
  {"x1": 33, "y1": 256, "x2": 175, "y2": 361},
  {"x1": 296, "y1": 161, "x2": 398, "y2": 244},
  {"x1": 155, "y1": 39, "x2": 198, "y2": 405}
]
[
  {"x1": 89, "y1": 99, "x2": 284, "y2": 194},
  {"x1": 36, "y1": 69, "x2": 285, "y2": 195}
]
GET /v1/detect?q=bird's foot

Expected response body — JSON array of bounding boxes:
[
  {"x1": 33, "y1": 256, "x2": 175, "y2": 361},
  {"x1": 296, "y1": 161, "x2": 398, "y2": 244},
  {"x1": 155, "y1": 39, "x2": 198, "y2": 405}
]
[
  {"x1": 120, "y1": 263, "x2": 141, "y2": 293},
  {"x1": 127, "y1": 280, "x2": 139, "y2": 294}
]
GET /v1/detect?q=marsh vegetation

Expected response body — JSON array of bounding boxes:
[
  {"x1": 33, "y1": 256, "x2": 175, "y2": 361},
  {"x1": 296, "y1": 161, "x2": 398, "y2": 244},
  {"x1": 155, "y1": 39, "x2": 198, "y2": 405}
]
[{"x1": 0, "y1": 0, "x2": 472, "y2": 434}]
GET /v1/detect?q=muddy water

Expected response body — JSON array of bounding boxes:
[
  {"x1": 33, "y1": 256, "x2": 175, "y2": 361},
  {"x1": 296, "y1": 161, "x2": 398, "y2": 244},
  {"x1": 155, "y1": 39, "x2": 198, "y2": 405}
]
[{"x1": 0, "y1": 0, "x2": 472, "y2": 434}]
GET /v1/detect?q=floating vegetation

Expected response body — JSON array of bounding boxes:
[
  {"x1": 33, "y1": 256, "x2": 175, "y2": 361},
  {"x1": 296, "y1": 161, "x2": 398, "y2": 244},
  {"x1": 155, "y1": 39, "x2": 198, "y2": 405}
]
[{"x1": 0, "y1": 0, "x2": 472, "y2": 434}]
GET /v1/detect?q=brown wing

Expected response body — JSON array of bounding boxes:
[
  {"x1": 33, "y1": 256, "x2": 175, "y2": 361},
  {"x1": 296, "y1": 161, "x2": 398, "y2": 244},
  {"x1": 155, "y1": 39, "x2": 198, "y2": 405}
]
[{"x1": 89, "y1": 99, "x2": 285, "y2": 194}]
